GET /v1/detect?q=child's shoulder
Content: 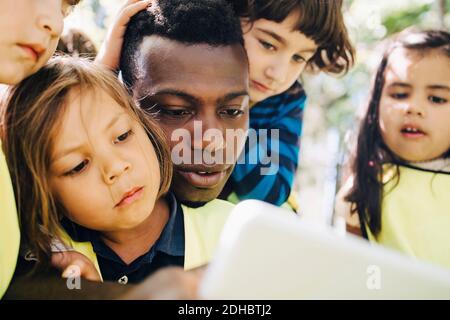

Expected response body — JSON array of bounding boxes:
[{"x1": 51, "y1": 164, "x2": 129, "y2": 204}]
[{"x1": 270, "y1": 81, "x2": 306, "y2": 105}]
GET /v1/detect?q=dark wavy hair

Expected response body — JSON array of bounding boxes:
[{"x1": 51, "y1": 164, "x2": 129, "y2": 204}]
[
  {"x1": 235, "y1": 0, "x2": 355, "y2": 74},
  {"x1": 345, "y1": 30, "x2": 450, "y2": 238},
  {"x1": 120, "y1": 0, "x2": 245, "y2": 87}
]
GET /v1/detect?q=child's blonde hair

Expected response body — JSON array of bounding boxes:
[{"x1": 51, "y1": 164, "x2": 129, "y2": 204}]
[{"x1": 1, "y1": 56, "x2": 172, "y2": 266}]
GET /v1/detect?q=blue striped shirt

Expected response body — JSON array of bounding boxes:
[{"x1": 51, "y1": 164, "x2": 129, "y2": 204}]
[{"x1": 229, "y1": 81, "x2": 306, "y2": 206}]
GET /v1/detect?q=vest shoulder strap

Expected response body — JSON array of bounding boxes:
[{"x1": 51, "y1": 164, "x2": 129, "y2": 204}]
[
  {"x1": 59, "y1": 230, "x2": 103, "y2": 282},
  {"x1": 182, "y1": 199, "x2": 234, "y2": 270}
]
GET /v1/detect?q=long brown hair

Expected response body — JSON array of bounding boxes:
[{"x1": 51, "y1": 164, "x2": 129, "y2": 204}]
[
  {"x1": 1, "y1": 56, "x2": 172, "y2": 266},
  {"x1": 345, "y1": 30, "x2": 450, "y2": 238},
  {"x1": 237, "y1": 0, "x2": 355, "y2": 74}
]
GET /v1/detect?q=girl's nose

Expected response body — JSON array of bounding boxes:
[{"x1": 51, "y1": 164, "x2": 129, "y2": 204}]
[
  {"x1": 404, "y1": 101, "x2": 426, "y2": 117},
  {"x1": 35, "y1": 0, "x2": 64, "y2": 37},
  {"x1": 264, "y1": 61, "x2": 288, "y2": 85},
  {"x1": 103, "y1": 158, "x2": 132, "y2": 185}
]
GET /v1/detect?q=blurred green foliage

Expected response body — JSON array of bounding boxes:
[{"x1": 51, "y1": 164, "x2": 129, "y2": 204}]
[{"x1": 383, "y1": 4, "x2": 432, "y2": 35}]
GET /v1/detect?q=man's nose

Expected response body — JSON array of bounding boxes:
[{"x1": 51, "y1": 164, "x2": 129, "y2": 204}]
[{"x1": 193, "y1": 115, "x2": 225, "y2": 146}]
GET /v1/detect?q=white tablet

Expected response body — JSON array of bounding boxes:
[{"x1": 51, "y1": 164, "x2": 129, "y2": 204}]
[{"x1": 199, "y1": 200, "x2": 450, "y2": 299}]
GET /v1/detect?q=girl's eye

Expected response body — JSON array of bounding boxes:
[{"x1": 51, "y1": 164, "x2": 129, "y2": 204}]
[
  {"x1": 292, "y1": 54, "x2": 306, "y2": 64},
  {"x1": 65, "y1": 159, "x2": 89, "y2": 176},
  {"x1": 259, "y1": 40, "x2": 276, "y2": 51},
  {"x1": 390, "y1": 93, "x2": 409, "y2": 100},
  {"x1": 114, "y1": 130, "x2": 133, "y2": 144},
  {"x1": 219, "y1": 108, "x2": 245, "y2": 118},
  {"x1": 428, "y1": 95, "x2": 447, "y2": 104}
]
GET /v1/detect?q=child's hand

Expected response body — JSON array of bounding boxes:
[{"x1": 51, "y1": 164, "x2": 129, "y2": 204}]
[
  {"x1": 95, "y1": 0, "x2": 152, "y2": 70},
  {"x1": 51, "y1": 251, "x2": 102, "y2": 282}
]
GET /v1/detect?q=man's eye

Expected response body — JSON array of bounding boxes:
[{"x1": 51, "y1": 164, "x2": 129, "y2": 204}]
[
  {"x1": 65, "y1": 159, "x2": 89, "y2": 176},
  {"x1": 220, "y1": 109, "x2": 244, "y2": 118},
  {"x1": 428, "y1": 95, "x2": 447, "y2": 104},
  {"x1": 161, "y1": 108, "x2": 193, "y2": 118},
  {"x1": 114, "y1": 130, "x2": 133, "y2": 144},
  {"x1": 391, "y1": 93, "x2": 409, "y2": 100},
  {"x1": 259, "y1": 40, "x2": 276, "y2": 51}
]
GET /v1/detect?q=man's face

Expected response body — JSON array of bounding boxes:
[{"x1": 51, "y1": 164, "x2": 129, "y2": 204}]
[
  {"x1": 133, "y1": 36, "x2": 249, "y2": 204},
  {"x1": 0, "y1": 0, "x2": 71, "y2": 85}
]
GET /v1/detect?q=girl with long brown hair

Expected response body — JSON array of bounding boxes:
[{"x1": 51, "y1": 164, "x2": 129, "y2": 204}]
[
  {"x1": 2, "y1": 56, "x2": 175, "y2": 282},
  {"x1": 336, "y1": 30, "x2": 450, "y2": 270}
]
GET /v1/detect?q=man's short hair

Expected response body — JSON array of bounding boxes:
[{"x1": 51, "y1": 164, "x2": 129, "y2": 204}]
[{"x1": 120, "y1": 0, "x2": 245, "y2": 87}]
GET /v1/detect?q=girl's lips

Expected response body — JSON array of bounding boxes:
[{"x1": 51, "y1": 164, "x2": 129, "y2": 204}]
[
  {"x1": 115, "y1": 187, "x2": 144, "y2": 207},
  {"x1": 18, "y1": 44, "x2": 44, "y2": 62},
  {"x1": 250, "y1": 80, "x2": 272, "y2": 93},
  {"x1": 177, "y1": 170, "x2": 226, "y2": 188},
  {"x1": 400, "y1": 125, "x2": 426, "y2": 139},
  {"x1": 401, "y1": 131, "x2": 426, "y2": 139}
]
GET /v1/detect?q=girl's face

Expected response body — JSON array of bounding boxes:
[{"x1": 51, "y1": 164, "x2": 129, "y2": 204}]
[
  {"x1": 0, "y1": 0, "x2": 69, "y2": 85},
  {"x1": 379, "y1": 48, "x2": 450, "y2": 162},
  {"x1": 49, "y1": 89, "x2": 161, "y2": 232},
  {"x1": 241, "y1": 12, "x2": 317, "y2": 103}
]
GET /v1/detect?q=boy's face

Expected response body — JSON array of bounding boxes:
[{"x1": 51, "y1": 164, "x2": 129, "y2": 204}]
[
  {"x1": 0, "y1": 0, "x2": 70, "y2": 85},
  {"x1": 242, "y1": 12, "x2": 318, "y2": 103},
  {"x1": 133, "y1": 36, "x2": 250, "y2": 205},
  {"x1": 49, "y1": 89, "x2": 161, "y2": 233}
]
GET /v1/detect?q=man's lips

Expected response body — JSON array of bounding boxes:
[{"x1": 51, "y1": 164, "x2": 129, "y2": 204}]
[
  {"x1": 18, "y1": 44, "x2": 45, "y2": 62},
  {"x1": 250, "y1": 80, "x2": 272, "y2": 93},
  {"x1": 176, "y1": 165, "x2": 230, "y2": 188},
  {"x1": 115, "y1": 187, "x2": 144, "y2": 208}
]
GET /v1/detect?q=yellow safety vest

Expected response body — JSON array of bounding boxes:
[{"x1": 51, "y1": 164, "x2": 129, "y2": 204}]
[
  {"x1": 62, "y1": 198, "x2": 234, "y2": 279},
  {"x1": 368, "y1": 164, "x2": 450, "y2": 270},
  {"x1": 227, "y1": 192, "x2": 299, "y2": 213},
  {"x1": 0, "y1": 141, "x2": 20, "y2": 298}
]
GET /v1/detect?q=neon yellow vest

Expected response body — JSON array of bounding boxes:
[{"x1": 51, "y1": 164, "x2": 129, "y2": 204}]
[
  {"x1": 367, "y1": 164, "x2": 450, "y2": 270},
  {"x1": 227, "y1": 192, "x2": 299, "y2": 213},
  {"x1": 63, "y1": 199, "x2": 234, "y2": 279},
  {"x1": 0, "y1": 141, "x2": 20, "y2": 298}
]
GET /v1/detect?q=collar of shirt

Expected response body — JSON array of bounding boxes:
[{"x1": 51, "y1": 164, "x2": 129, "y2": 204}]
[
  {"x1": 250, "y1": 81, "x2": 306, "y2": 126},
  {"x1": 61, "y1": 191, "x2": 185, "y2": 269}
]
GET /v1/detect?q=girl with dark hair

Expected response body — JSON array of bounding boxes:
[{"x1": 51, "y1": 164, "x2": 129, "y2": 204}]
[{"x1": 335, "y1": 30, "x2": 450, "y2": 270}]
